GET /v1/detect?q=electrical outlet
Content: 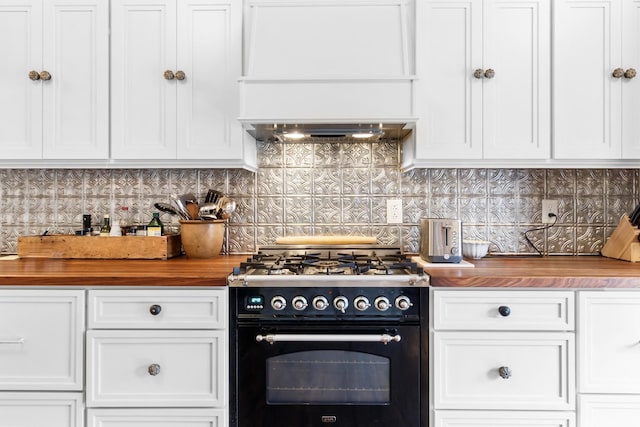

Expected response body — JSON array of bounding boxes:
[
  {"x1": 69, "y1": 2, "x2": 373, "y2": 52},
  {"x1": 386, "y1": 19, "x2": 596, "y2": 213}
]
[
  {"x1": 387, "y1": 199, "x2": 403, "y2": 224},
  {"x1": 542, "y1": 199, "x2": 558, "y2": 224}
]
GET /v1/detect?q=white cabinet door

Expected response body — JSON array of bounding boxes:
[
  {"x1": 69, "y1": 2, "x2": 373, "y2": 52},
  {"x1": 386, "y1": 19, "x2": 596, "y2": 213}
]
[
  {"x1": 111, "y1": 0, "x2": 178, "y2": 159},
  {"x1": 433, "y1": 332, "x2": 574, "y2": 410},
  {"x1": 87, "y1": 408, "x2": 226, "y2": 427},
  {"x1": 42, "y1": 0, "x2": 109, "y2": 159},
  {"x1": 0, "y1": 1, "x2": 42, "y2": 159},
  {"x1": 482, "y1": 0, "x2": 550, "y2": 159},
  {"x1": 578, "y1": 291, "x2": 640, "y2": 393},
  {"x1": 414, "y1": 0, "x2": 550, "y2": 162},
  {"x1": 176, "y1": 0, "x2": 241, "y2": 160},
  {"x1": 87, "y1": 330, "x2": 225, "y2": 407},
  {"x1": 112, "y1": 0, "x2": 243, "y2": 161},
  {"x1": 0, "y1": 393, "x2": 83, "y2": 427},
  {"x1": 0, "y1": 290, "x2": 84, "y2": 390},
  {"x1": 435, "y1": 410, "x2": 576, "y2": 427},
  {"x1": 0, "y1": 0, "x2": 107, "y2": 160},
  {"x1": 415, "y1": 0, "x2": 482, "y2": 160},
  {"x1": 579, "y1": 394, "x2": 640, "y2": 427},
  {"x1": 554, "y1": 0, "x2": 622, "y2": 159},
  {"x1": 621, "y1": 0, "x2": 640, "y2": 158},
  {"x1": 555, "y1": 0, "x2": 640, "y2": 160}
]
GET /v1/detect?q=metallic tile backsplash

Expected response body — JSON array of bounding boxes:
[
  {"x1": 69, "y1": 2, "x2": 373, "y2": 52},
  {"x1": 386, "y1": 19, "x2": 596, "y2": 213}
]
[{"x1": 1, "y1": 139, "x2": 637, "y2": 255}]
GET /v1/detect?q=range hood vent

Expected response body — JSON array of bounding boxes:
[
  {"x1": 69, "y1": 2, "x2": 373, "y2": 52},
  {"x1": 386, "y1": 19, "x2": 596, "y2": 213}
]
[{"x1": 245, "y1": 123, "x2": 413, "y2": 142}]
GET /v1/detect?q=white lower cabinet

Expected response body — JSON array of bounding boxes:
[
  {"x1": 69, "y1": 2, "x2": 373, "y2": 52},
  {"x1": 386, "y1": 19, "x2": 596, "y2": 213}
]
[
  {"x1": 434, "y1": 410, "x2": 575, "y2": 427},
  {"x1": 0, "y1": 393, "x2": 83, "y2": 427},
  {"x1": 0, "y1": 289, "x2": 84, "y2": 390},
  {"x1": 579, "y1": 394, "x2": 640, "y2": 427},
  {"x1": 87, "y1": 408, "x2": 226, "y2": 427},
  {"x1": 86, "y1": 288, "x2": 228, "y2": 424},
  {"x1": 432, "y1": 289, "x2": 576, "y2": 424},
  {"x1": 578, "y1": 291, "x2": 640, "y2": 426}
]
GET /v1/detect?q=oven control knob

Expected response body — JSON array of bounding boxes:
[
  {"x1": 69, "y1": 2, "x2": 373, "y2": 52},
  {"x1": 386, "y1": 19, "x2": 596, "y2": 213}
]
[
  {"x1": 312, "y1": 296, "x2": 329, "y2": 311},
  {"x1": 374, "y1": 296, "x2": 391, "y2": 311},
  {"x1": 292, "y1": 296, "x2": 308, "y2": 311},
  {"x1": 354, "y1": 296, "x2": 371, "y2": 311},
  {"x1": 395, "y1": 295, "x2": 413, "y2": 311},
  {"x1": 333, "y1": 296, "x2": 349, "y2": 313},
  {"x1": 271, "y1": 295, "x2": 287, "y2": 311}
]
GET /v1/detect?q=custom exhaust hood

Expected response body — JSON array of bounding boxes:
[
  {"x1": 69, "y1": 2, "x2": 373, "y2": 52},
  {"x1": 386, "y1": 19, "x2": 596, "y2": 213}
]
[
  {"x1": 244, "y1": 122, "x2": 413, "y2": 142},
  {"x1": 239, "y1": 0, "x2": 417, "y2": 142}
]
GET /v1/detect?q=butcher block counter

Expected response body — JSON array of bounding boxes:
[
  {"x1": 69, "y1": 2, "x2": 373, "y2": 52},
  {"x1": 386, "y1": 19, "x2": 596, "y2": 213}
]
[
  {"x1": 0, "y1": 254, "x2": 640, "y2": 287},
  {"x1": 0, "y1": 254, "x2": 248, "y2": 286}
]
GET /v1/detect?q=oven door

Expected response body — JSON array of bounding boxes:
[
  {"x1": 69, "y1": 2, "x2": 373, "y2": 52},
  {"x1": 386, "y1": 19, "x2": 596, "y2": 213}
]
[{"x1": 232, "y1": 323, "x2": 421, "y2": 427}]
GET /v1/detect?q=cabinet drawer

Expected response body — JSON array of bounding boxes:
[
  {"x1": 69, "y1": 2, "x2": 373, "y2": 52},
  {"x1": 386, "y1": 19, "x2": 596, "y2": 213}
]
[
  {"x1": 87, "y1": 408, "x2": 226, "y2": 427},
  {"x1": 434, "y1": 410, "x2": 575, "y2": 427},
  {"x1": 87, "y1": 330, "x2": 225, "y2": 407},
  {"x1": 0, "y1": 290, "x2": 84, "y2": 390},
  {"x1": 88, "y1": 289, "x2": 226, "y2": 329},
  {"x1": 433, "y1": 290, "x2": 574, "y2": 330},
  {"x1": 579, "y1": 291, "x2": 640, "y2": 392},
  {"x1": 433, "y1": 332, "x2": 574, "y2": 410},
  {"x1": 0, "y1": 392, "x2": 83, "y2": 427}
]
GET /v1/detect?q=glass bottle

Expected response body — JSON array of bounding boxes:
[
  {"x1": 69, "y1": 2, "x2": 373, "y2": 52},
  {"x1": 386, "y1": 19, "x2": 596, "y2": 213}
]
[
  {"x1": 99, "y1": 214, "x2": 111, "y2": 236},
  {"x1": 147, "y1": 212, "x2": 163, "y2": 236},
  {"x1": 119, "y1": 206, "x2": 133, "y2": 235}
]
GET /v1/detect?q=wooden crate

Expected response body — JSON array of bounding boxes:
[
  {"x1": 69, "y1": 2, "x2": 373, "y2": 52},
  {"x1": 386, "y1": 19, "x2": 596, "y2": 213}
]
[{"x1": 17, "y1": 234, "x2": 182, "y2": 260}]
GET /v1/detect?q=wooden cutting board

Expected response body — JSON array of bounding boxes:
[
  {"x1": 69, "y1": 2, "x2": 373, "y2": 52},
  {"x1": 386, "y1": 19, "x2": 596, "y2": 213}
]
[{"x1": 275, "y1": 236, "x2": 377, "y2": 245}]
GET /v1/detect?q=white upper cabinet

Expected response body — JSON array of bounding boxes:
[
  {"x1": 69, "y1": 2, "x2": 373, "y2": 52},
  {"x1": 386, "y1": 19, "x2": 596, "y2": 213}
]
[
  {"x1": 554, "y1": 0, "x2": 640, "y2": 160},
  {"x1": 111, "y1": 0, "x2": 255, "y2": 168},
  {"x1": 240, "y1": 0, "x2": 416, "y2": 124},
  {"x1": 0, "y1": 0, "x2": 108, "y2": 161},
  {"x1": 406, "y1": 0, "x2": 550, "y2": 167}
]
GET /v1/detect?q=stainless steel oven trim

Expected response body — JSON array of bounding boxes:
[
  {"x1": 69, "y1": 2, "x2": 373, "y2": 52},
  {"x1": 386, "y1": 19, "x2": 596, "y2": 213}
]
[
  {"x1": 228, "y1": 274, "x2": 429, "y2": 287},
  {"x1": 255, "y1": 333, "x2": 402, "y2": 344}
]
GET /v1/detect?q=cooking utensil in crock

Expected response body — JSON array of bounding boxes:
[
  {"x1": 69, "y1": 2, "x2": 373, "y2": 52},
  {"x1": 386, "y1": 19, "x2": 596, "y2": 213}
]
[
  {"x1": 154, "y1": 202, "x2": 188, "y2": 219},
  {"x1": 220, "y1": 199, "x2": 236, "y2": 220}
]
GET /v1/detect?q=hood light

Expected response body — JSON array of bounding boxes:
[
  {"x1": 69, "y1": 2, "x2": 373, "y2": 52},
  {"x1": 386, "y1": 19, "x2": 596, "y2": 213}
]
[
  {"x1": 283, "y1": 132, "x2": 306, "y2": 140},
  {"x1": 351, "y1": 132, "x2": 375, "y2": 139}
]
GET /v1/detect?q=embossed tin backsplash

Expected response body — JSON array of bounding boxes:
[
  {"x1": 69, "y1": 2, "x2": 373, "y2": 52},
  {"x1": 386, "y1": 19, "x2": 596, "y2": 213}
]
[{"x1": 0, "y1": 139, "x2": 637, "y2": 255}]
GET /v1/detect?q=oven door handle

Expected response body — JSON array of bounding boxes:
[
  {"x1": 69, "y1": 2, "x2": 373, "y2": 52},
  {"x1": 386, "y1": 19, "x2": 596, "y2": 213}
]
[{"x1": 255, "y1": 333, "x2": 401, "y2": 345}]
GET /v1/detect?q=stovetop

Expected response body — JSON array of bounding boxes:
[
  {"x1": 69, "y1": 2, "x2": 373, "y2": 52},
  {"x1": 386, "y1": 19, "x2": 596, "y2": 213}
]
[{"x1": 228, "y1": 245, "x2": 429, "y2": 288}]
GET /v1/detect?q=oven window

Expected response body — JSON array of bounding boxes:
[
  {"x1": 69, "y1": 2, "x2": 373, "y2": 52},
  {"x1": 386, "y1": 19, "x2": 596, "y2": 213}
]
[{"x1": 266, "y1": 350, "x2": 390, "y2": 405}]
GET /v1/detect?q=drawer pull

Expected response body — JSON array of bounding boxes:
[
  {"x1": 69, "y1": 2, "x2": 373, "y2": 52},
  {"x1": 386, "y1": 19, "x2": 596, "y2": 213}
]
[
  {"x1": 498, "y1": 305, "x2": 511, "y2": 317},
  {"x1": 149, "y1": 304, "x2": 162, "y2": 315},
  {"x1": 148, "y1": 363, "x2": 161, "y2": 376},
  {"x1": 498, "y1": 366, "x2": 512, "y2": 379},
  {"x1": 0, "y1": 338, "x2": 24, "y2": 345}
]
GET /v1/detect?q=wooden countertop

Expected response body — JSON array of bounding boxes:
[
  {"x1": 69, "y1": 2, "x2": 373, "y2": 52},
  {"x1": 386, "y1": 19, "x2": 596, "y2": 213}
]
[
  {"x1": 0, "y1": 254, "x2": 640, "y2": 288},
  {"x1": 426, "y1": 255, "x2": 640, "y2": 288},
  {"x1": 0, "y1": 255, "x2": 248, "y2": 286}
]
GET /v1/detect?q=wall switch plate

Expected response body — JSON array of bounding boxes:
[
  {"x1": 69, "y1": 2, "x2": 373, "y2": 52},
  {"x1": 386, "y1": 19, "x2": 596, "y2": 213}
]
[
  {"x1": 542, "y1": 199, "x2": 558, "y2": 224},
  {"x1": 387, "y1": 199, "x2": 403, "y2": 224}
]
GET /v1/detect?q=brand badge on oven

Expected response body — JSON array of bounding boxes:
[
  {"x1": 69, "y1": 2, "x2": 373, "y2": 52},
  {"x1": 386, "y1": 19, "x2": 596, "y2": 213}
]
[{"x1": 321, "y1": 415, "x2": 337, "y2": 423}]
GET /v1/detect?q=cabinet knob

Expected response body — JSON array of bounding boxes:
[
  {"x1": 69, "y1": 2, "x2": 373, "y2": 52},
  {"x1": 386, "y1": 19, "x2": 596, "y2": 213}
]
[
  {"x1": 498, "y1": 366, "x2": 512, "y2": 379},
  {"x1": 175, "y1": 70, "x2": 186, "y2": 80},
  {"x1": 28, "y1": 70, "x2": 40, "y2": 81},
  {"x1": 473, "y1": 68, "x2": 485, "y2": 79},
  {"x1": 625, "y1": 68, "x2": 637, "y2": 79},
  {"x1": 163, "y1": 70, "x2": 175, "y2": 80},
  {"x1": 498, "y1": 305, "x2": 511, "y2": 317},
  {"x1": 149, "y1": 304, "x2": 162, "y2": 315},
  {"x1": 484, "y1": 68, "x2": 495, "y2": 79},
  {"x1": 613, "y1": 68, "x2": 625, "y2": 78},
  {"x1": 148, "y1": 363, "x2": 161, "y2": 376},
  {"x1": 39, "y1": 71, "x2": 51, "y2": 81}
]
